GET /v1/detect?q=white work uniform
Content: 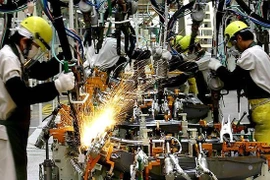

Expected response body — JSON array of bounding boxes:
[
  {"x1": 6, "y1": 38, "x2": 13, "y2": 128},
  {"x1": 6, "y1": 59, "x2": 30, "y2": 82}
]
[
  {"x1": 237, "y1": 45, "x2": 270, "y2": 94},
  {"x1": 213, "y1": 44, "x2": 270, "y2": 144},
  {"x1": 0, "y1": 45, "x2": 21, "y2": 180},
  {"x1": 84, "y1": 37, "x2": 124, "y2": 70},
  {"x1": 196, "y1": 51, "x2": 212, "y2": 81}
]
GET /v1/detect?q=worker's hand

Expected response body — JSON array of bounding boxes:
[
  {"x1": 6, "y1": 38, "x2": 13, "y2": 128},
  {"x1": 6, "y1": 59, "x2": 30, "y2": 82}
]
[
  {"x1": 54, "y1": 72, "x2": 75, "y2": 93},
  {"x1": 208, "y1": 58, "x2": 222, "y2": 71},
  {"x1": 162, "y1": 50, "x2": 172, "y2": 61}
]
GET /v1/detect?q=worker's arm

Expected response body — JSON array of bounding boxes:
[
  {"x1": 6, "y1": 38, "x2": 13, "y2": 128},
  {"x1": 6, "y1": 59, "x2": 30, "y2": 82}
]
[
  {"x1": 169, "y1": 54, "x2": 199, "y2": 74},
  {"x1": 216, "y1": 65, "x2": 247, "y2": 90},
  {"x1": 27, "y1": 53, "x2": 64, "y2": 80},
  {"x1": 2, "y1": 55, "x2": 73, "y2": 106},
  {"x1": 160, "y1": 73, "x2": 190, "y2": 88},
  {"x1": 5, "y1": 77, "x2": 59, "y2": 106},
  {"x1": 5, "y1": 71, "x2": 74, "y2": 106},
  {"x1": 208, "y1": 58, "x2": 247, "y2": 90}
]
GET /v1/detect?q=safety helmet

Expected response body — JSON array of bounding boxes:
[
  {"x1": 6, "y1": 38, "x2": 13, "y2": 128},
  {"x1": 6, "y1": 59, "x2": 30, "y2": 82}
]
[
  {"x1": 20, "y1": 16, "x2": 52, "y2": 52},
  {"x1": 175, "y1": 35, "x2": 183, "y2": 43},
  {"x1": 170, "y1": 35, "x2": 182, "y2": 47},
  {"x1": 224, "y1": 21, "x2": 248, "y2": 48},
  {"x1": 174, "y1": 35, "x2": 199, "y2": 53}
]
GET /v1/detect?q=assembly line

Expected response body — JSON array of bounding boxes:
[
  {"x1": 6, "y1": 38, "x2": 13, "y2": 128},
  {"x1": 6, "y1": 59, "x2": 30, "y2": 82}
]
[{"x1": 1, "y1": 0, "x2": 270, "y2": 180}]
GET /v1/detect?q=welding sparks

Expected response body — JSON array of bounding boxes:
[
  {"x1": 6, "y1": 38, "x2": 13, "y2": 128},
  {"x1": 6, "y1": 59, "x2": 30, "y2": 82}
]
[
  {"x1": 80, "y1": 85, "x2": 128, "y2": 147},
  {"x1": 80, "y1": 107, "x2": 116, "y2": 147},
  {"x1": 80, "y1": 62, "x2": 152, "y2": 148}
]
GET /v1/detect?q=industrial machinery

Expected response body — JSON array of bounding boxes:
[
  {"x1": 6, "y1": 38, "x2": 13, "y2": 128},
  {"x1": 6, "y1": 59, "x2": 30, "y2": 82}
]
[
  {"x1": 34, "y1": 0, "x2": 270, "y2": 179},
  {"x1": 34, "y1": 65, "x2": 270, "y2": 180}
]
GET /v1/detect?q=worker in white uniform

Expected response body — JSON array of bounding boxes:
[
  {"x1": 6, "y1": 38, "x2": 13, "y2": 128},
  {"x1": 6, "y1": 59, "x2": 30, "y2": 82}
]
[
  {"x1": 208, "y1": 21, "x2": 270, "y2": 144},
  {"x1": 0, "y1": 16, "x2": 75, "y2": 180},
  {"x1": 171, "y1": 35, "x2": 212, "y2": 104},
  {"x1": 84, "y1": 36, "x2": 126, "y2": 78}
]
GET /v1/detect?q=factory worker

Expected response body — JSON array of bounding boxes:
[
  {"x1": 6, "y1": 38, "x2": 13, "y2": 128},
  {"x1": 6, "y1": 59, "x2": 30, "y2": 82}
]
[
  {"x1": 208, "y1": 21, "x2": 270, "y2": 144},
  {"x1": 171, "y1": 35, "x2": 212, "y2": 104},
  {"x1": 84, "y1": 36, "x2": 126, "y2": 79},
  {"x1": 0, "y1": 16, "x2": 75, "y2": 180}
]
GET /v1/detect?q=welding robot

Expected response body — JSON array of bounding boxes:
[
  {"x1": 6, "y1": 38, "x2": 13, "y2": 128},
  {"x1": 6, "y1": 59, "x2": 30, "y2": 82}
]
[{"x1": 143, "y1": 35, "x2": 211, "y2": 123}]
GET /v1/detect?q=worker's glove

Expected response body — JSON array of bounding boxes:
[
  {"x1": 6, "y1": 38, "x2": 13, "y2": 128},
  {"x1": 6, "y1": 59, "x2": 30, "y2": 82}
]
[
  {"x1": 162, "y1": 50, "x2": 172, "y2": 61},
  {"x1": 208, "y1": 58, "x2": 222, "y2": 71},
  {"x1": 54, "y1": 72, "x2": 75, "y2": 94},
  {"x1": 196, "y1": 57, "x2": 210, "y2": 71}
]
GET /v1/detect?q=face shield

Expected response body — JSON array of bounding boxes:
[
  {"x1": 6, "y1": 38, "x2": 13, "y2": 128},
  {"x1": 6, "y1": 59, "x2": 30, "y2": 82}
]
[
  {"x1": 225, "y1": 34, "x2": 242, "y2": 54},
  {"x1": 225, "y1": 28, "x2": 250, "y2": 50},
  {"x1": 27, "y1": 42, "x2": 44, "y2": 60},
  {"x1": 23, "y1": 43, "x2": 45, "y2": 69},
  {"x1": 226, "y1": 37, "x2": 238, "y2": 49},
  {"x1": 17, "y1": 26, "x2": 46, "y2": 68},
  {"x1": 225, "y1": 34, "x2": 232, "y2": 48}
]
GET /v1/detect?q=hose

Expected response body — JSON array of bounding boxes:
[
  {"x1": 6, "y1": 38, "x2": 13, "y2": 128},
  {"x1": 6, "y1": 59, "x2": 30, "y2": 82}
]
[
  {"x1": 167, "y1": 1, "x2": 195, "y2": 38},
  {"x1": 0, "y1": 13, "x2": 12, "y2": 48},
  {"x1": 214, "y1": 0, "x2": 225, "y2": 55},
  {"x1": 49, "y1": 0, "x2": 73, "y2": 61},
  {"x1": 228, "y1": 0, "x2": 270, "y2": 29},
  {"x1": 0, "y1": 0, "x2": 27, "y2": 12},
  {"x1": 235, "y1": 0, "x2": 270, "y2": 25},
  {"x1": 150, "y1": 0, "x2": 165, "y2": 24}
]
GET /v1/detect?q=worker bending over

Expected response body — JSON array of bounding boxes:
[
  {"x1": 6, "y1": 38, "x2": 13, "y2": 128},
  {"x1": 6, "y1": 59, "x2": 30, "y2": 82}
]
[
  {"x1": 208, "y1": 21, "x2": 270, "y2": 144},
  {"x1": 0, "y1": 16, "x2": 75, "y2": 180}
]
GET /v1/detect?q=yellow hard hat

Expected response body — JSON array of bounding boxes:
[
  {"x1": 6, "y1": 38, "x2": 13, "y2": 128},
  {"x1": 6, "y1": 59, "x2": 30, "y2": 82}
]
[
  {"x1": 20, "y1": 16, "x2": 52, "y2": 52},
  {"x1": 175, "y1": 35, "x2": 199, "y2": 53},
  {"x1": 170, "y1": 35, "x2": 182, "y2": 46},
  {"x1": 224, "y1": 21, "x2": 248, "y2": 48},
  {"x1": 175, "y1": 35, "x2": 184, "y2": 43}
]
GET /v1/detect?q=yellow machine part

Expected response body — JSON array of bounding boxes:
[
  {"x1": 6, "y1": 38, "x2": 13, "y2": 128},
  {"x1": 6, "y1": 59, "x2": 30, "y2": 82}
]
[{"x1": 188, "y1": 77, "x2": 198, "y2": 95}]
